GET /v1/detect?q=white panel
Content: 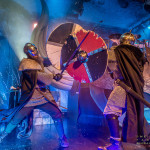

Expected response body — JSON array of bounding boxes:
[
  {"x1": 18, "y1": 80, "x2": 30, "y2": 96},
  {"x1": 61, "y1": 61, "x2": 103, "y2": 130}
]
[{"x1": 46, "y1": 43, "x2": 62, "y2": 70}]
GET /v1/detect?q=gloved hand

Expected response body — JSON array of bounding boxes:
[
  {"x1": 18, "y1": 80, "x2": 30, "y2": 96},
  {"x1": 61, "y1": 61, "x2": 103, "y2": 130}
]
[{"x1": 53, "y1": 73, "x2": 62, "y2": 81}]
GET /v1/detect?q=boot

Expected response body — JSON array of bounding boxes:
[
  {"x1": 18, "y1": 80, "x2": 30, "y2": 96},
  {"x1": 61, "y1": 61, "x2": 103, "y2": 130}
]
[
  {"x1": 17, "y1": 112, "x2": 33, "y2": 139},
  {"x1": 59, "y1": 135, "x2": 69, "y2": 148},
  {"x1": 54, "y1": 118, "x2": 69, "y2": 148},
  {"x1": 98, "y1": 138, "x2": 123, "y2": 150},
  {"x1": 0, "y1": 121, "x2": 17, "y2": 143},
  {"x1": 98, "y1": 114, "x2": 123, "y2": 150},
  {"x1": 0, "y1": 131, "x2": 8, "y2": 143}
]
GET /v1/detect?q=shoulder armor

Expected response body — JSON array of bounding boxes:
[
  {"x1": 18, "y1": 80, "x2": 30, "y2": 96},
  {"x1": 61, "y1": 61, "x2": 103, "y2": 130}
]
[{"x1": 19, "y1": 58, "x2": 42, "y2": 71}]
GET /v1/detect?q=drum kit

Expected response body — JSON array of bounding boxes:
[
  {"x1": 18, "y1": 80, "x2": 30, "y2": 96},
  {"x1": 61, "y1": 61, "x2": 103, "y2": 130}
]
[
  {"x1": 107, "y1": 33, "x2": 150, "y2": 62},
  {"x1": 107, "y1": 33, "x2": 150, "y2": 50}
]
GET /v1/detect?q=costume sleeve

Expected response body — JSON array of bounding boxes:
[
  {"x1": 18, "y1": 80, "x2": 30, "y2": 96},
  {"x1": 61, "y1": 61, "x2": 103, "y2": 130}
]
[
  {"x1": 113, "y1": 64, "x2": 124, "y2": 80},
  {"x1": 107, "y1": 49, "x2": 123, "y2": 80},
  {"x1": 37, "y1": 71, "x2": 53, "y2": 85}
]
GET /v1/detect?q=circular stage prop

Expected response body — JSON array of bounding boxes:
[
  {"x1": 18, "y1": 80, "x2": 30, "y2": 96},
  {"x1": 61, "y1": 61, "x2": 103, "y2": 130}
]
[{"x1": 47, "y1": 22, "x2": 108, "y2": 83}]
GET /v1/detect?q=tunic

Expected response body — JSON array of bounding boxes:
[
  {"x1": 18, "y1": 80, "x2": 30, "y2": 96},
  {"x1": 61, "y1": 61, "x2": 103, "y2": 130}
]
[{"x1": 19, "y1": 58, "x2": 54, "y2": 107}]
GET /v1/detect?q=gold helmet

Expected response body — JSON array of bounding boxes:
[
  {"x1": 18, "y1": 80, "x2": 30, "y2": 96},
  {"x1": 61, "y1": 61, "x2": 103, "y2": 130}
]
[
  {"x1": 23, "y1": 43, "x2": 38, "y2": 57},
  {"x1": 120, "y1": 32, "x2": 135, "y2": 45}
]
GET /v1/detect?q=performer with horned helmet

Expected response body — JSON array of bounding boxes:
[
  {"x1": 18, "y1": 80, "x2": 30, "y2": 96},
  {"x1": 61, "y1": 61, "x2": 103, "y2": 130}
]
[
  {"x1": 98, "y1": 32, "x2": 150, "y2": 150},
  {"x1": 0, "y1": 43, "x2": 69, "y2": 148}
]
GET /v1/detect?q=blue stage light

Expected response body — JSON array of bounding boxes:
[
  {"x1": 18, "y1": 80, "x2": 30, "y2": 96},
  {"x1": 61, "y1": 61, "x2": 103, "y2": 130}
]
[{"x1": 148, "y1": 25, "x2": 150, "y2": 29}]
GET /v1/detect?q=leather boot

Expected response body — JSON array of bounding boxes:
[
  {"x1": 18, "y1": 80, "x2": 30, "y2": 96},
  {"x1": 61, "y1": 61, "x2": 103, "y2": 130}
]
[
  {"x1": 59, "y1": 135, "x2": 69, "y2": 148},
  {"x1": 0, "y1": 121, "x2": 18, "y2": 143},
  {"x1": 98, "y1": 114, "x2": 123, "y2": 150},
  {"x1": 54, "y1": 118, "x2": 69, "y2": 148},
  {"x1": 17, "y1": 112, "x2": 33, "y2": 139},
  {"x1": 98, "y1": 138, "x2": 123, "y2": 150}
]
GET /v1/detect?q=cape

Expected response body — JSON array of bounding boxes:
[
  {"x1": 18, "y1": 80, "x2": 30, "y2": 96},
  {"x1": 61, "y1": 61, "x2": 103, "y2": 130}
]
[
  {"x1": 0, "y1": 59, "x2": 38, "y2": 122},
  {"x1": 114, "y1": 44, "x2": 150, "y2": 143},
  {"x1": 19, "y1": 58, "x2": 40, "y2": 104},
  {"x1": 19, "y1": 70, "x2": 37, "y2": 105}
]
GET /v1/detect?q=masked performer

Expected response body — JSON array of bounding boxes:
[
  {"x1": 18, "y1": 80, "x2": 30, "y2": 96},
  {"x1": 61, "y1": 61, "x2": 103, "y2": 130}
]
[
  {"x1": 0, "y1": 43, "x2": 69, "y2": 148},
  {"x1": 98, "y1": 32, "x2": 150, "y2": 150}
]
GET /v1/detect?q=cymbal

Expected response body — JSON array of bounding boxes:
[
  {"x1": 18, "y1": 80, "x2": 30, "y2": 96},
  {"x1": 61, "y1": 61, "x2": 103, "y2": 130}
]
[
  {"x1": 143, "y1": 39, "x2": 150, "y2": 42},
  {"x1": 109, "y1": 33, "x2": 121, "y2": 39},
  {"x1": 134, "y1": 34, "x2": 141, "y2": 39}
]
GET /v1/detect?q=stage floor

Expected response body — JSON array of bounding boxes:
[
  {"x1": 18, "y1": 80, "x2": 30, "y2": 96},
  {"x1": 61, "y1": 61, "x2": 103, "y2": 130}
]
[{"x1": 0, "y1": 117, "x2": 148, "y2": 150}]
